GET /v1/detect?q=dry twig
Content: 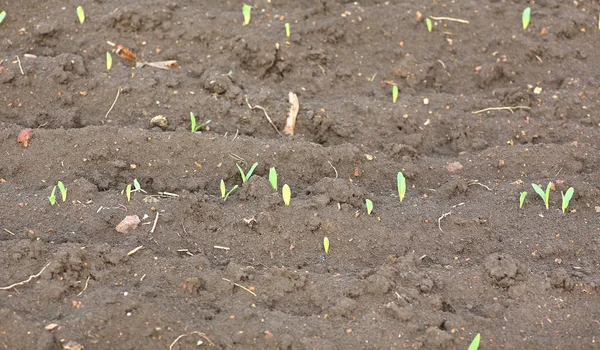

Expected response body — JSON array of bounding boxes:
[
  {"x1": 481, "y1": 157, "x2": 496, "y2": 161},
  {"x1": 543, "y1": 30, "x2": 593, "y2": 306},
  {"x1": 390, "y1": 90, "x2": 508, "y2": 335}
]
[
  {"x1": 169, "y1": 331, "x2": 215, "y2": 349},
  {"x1": 150, "y1": 212, "x2": 159, "y2": 233},
  {"x1": 76, "y1": 276, "x2": 91, "y2": 297},
  {"x1": 245, "y1": 96, "x2": 283, "y2": 136},
  {"x1": 0, "y1": 262, "x2": 51, "y2": 291},
  {"x1": 104, "y1": 87, "x2": 122, "y2": 119},
  {"x1": 222, "y1": 278, "x2": 257, "y2": 297},
  {"x1": 429, "y1": 16, "x2": 469, "y2": 24},
  {"x1": 471, "y1": 106, "x2": 531, "y2": 114},
  {"x1": 15, "y1": 56, "x2": 24, "y2": 75}
]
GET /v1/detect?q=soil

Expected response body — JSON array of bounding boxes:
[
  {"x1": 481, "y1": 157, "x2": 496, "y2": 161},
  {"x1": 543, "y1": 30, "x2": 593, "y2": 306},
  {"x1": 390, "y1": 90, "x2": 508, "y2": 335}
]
[{"x1": 1, "y1": 1, "x2": 600, "y2": 349}]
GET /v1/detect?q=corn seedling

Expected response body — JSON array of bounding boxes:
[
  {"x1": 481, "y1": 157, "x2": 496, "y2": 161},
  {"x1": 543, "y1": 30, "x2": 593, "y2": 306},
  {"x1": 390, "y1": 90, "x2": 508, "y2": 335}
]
[
  {"x1": 282, "y1": 184, "x2": 291, "y2": 206},
  {"x1": 106, "y1": 52, "x2": 112, "y2": 70},
  {"x1": 531, "y1": 182, "x2": 551, "y2": 210},
  {"x1": 0, "y1": 11, "x2": 6, "y2": 24},
  {"x1": 57, "y1": 181, "x2": 67, "y2": 202},
  {"x1": 220, "y1": 179, "x2": 238, "y2": 201},
  {"x1": 269, "y1": 167, "x2": 278, "y2": 190},
  {"x1": 397, "y1": 171, "x2": 406, "y2": 202},
  {"x1": 323, "y1": 237, "x2": 330, "y2": 254},
  {"x1": 519, "y1": 191, "x2": 527, "y2": 209},
  {"x1": 124, "y1": 179, "x2": 144, "y2": 201},
  {"x1": 126, "y1": 184, "x2": 132, "y2": 201},
  {"x1": 190, "y1": 112, "x2": 211, "y2": 132},
  {"x1": 237, "y1": 162, "x2": 258, "y2": 183},
  {"x1": 561, "y1": 187, "x2": 574, "y2": 214},
  {"x1": 285, "y1": 22, "x2": 291, "y2": 37},
  {"x1": 365, "y1": 199, "x2": 373, "y2": 215},
  {"x1": 242, "y1": 4, "x2": 252, "y2": 25},
  {"x1": 76, "y1": 6, "x2": 85, "y2": 24},
  {"x1": 392, "y1": 85, "x2": 398, "y2": 104},
  {"x1": 522, "y1": 7, "x2": 531, "y2": 30},
  {"x1": 468, "y1": 333, "x2": 481, "y2": 350},
  {"x1": 48, "y1": 186, "x2": 57, "y2": 205},
  {"x1": 426, "y1": 18, "x2": 433, "y2": 32}
]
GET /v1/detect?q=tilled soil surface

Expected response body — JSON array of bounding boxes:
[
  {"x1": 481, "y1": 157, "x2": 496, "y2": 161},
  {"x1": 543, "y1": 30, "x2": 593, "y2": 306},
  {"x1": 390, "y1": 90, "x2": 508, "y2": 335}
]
[{"x1": 1, "y1": 1, "x2": 600, "y2": 349}]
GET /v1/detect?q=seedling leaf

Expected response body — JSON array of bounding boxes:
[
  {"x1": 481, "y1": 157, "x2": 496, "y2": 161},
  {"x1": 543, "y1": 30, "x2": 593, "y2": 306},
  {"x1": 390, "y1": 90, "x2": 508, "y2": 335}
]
[
  {"x1": 468, "y1": 333, "x2": 481, "y2": 350},
  {"x1": 531, "y1": 182, "x2": 550, "y2": 209},
  {"x1": 426, "y1": 18, "x2": 433, "y2": 32},
  {"x1": 392, "y1": 85, "x2": 398, "y2": 104},
  {"x1": 48, "y1": 186, "x2": 57, "y2": 206},
  {"x1": 224, "y1": 185, "x2": 238, "y2": 201},
  {"x1": 269, "y1": 167, "x2": 278, "y2": 190},
  {"x1": 106, "y1": 52, "x2": 112, "y2": 70},
  {"x1": 133, "y1": 179, "x2": 141, "y2": 191},
  {"x1": 365, "y1": 199, "x2": 373, "y2": 215},
  {"x1": 561, "y1": 187, "x2": 574, "y2": 214},
  {"x1": 522, "y1": 7, "x2": 531, "y2": 30},
  {"x1": 242, "y1": 4, "x2": 252, "y2": 25},
  {"x1": 220, "y1": 179, "x2": 226, "y2": 199},
  {"x1": 76, "y1": 6, "x2": 85, "y2": 24},
  {"x1": 397, "y1": 171, "x2": 406, "y2": 202},
  {"x1": 285, "y1": 22, "x2": 291, "y2": 37},
  {"x1": 126, "y1": 184, "x2": 132, "y2": 201},
  {"x1": 246, "y1": 162, "x2": 258, "y2": 180},
  {"x1": 323, "y1": 237, "x2": 330, "y2": 254},
  {"x1": 519, "y1": 191, "x2": 527, "y2": 209},
  {"x1": 282, "y1": 184, "x2": 291, "y2": 206},
  {"x1": 0, "y1": 11, "x2": 6, "y2": 24},
  {"x1": 57, "y1": 181, "x2": 67, "y2": 202},
  {"x1": 190, "y1": 112, "x2": 210, "y2": 132}
]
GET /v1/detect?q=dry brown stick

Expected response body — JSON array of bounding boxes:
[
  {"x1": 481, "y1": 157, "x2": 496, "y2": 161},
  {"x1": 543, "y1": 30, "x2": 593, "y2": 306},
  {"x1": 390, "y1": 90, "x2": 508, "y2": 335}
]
[
  {"x1": 471, "y1": 106, "x2": 531, "y2": 114},
  {"x1": 4, "y1": 228, "x2": 15, "y2": 236},
  {"x1": 104, "y1": 87, "x2": 122, "y2": 119},
  {"x1": 245, "y1": 97, "x2": 283, "y2": 136},
  {"x1": 222, "y1": 278, "x2": 257, "y2": 297},
  {"x1": 150, "y1": 212, "x2": 159, "y2": 233},
  {"x1": 429, "y1": 16, "x2": 469, "y2": 24},
  {"x1": 15, "y1": 56, "x2": 24, "y2": 75},
  {"x1": 0, "y1": 262, "x2": 51, "y2": 290},
  {"x1": 169, "y1": 331, "x2": 215, "y2": 349},
  {"x1": 76, "y1": 276, "x2": 91, "y2": 297}
]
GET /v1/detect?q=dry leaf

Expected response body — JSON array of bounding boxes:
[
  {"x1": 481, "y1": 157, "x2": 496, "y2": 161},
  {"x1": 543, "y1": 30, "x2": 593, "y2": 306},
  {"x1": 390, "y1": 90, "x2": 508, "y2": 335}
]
[
  {"x1": 283, "y1": 92, "x2": 299, "y2": 136},
  {"x1": 115, "y1": 215, "x2": 141, "y2": 233},
  {"x1": 444, "y1": 161, "x2": 463, "y2": 172},
  {"x1": 142, "y1": 60, "x2": 179, "y2": 70},
  {"x1": 17, "y1": 128, "x2": 33, "y2": 147},
  {"x1": 114, "y1": 45, "x2": 138, "y2": 62}
]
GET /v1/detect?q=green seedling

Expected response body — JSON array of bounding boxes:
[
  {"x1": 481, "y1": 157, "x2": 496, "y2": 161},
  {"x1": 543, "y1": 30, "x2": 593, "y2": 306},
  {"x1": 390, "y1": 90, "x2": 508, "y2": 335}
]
[
  {"x1": 323, "y1": 237, "x2": 330, "y2": 254},
  {"x1": 561, "y1": 187, "x2": 574, "y2": 214},
  {"x1": 397, "y1": 171, "x2": 406, "y2": 202},
  {"x1": 365, "y1": 199, "x2": 373, "y2": 215},
  {"x1": 392, "y1": 85, "x2": 398, "y2": 104},
  {"x1": 282, "y1": 184, "x2": 291, "y2": 206},
  {"x1": 190, "y1": 112, "x2": 211, "y2": 132},
  {"x1": 126, "y1": 184, "x2": 132, "y2": 201},
  {"x1": 468, "y1": 333, "x2": 481, "y2": 350},
  {"x1": 220, "y1": 179, "x2": 238, "y2": 201},
  {"x1": 106, "y1": 52, "x2": 112, "y2": 70},
  {"x1": 124, "y1": 179, "x2": 144, "y2": 201},
  {"x1": 522, "y1": 7, "x2": 531, "y2": 30},
  {"x1": 269, "y1": 167, "x2": 278, "y2": 190},
  {"x1": 57, "y1": 181, "x2": 67, "y2": 202},
  {"x1": 0, "y1": 11, "x2": 6, "y2": 24},
  {"x1": 519, "y1": 191, "x2": 527, "y2": 209},
  {"x1": 48, "y1": 186, "x2": 57, "y2": 206},
  {"x1": 426, "y1": 18, "x2": 433, "y2": 32},
  {"x1": 598, "y1": 12, "x2": 599, "y2": 30},
  {"x1": 242, "y1": 4, "x2": 252, "y2": 25},
  {"x1": 76, "y1": 6, "x2": 85, "y2": 24},
  {"x1": 285, "y1": 22, "x2": 291, "y2": 37},
  {"x1": 531, "y1": 182, "x2": 551, "y2": 210},
  {"x1": 237, "y1": 162, "x2": 258, "y2": 183}
]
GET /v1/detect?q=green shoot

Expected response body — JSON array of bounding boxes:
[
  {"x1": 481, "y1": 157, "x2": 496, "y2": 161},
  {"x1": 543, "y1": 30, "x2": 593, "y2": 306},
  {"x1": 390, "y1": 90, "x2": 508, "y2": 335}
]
[
  {"x1": 57, "y1": 181, "x2": 67, "y2": 202},
  {"x1": 531, "y1": 182, "x2": 551, "y2": 210},
  {"x1": 106, "y1": 52, "x2": 112, "y2": 70},
  {"x1": 0, "y1": 11, "x2": 6, "y2": 24},
  {"x1": 48, "y1": 186, "x2": 57, "y2": 206},
  {"x1": 522, "y1": 7, "x2": 531, "y2": 30},
  {"x1": 598, "y1": 12, "x2": 599, "y2": 30},
  {"x1": 220, "y1": 179, "x2": 226, "y2": 198},
  {"x1": 282, "y1": 184, "x2": 291, "y2": 206},
  {"x1": 190, "y1": 112, "x2": 211, "y2": 132},
  {"x1": 242, "y1": 4, "x2": 252, "y2": 25},
  {"x1": 397, "y1": 171, "x2": 406, "y2": 202},
  {"x1": 220, "y1": 179, "x2": 238, "y2": 201},
  {"x1": 392, "y1": 85, "x2": 398, "y2": 104},
  {"x1": 269, "y1": 167, "x2": 278, "y2": 190},
  {"x1": 365, "y1": 199, "x2": 373, "y2": 215},
  {"x1": 561, "y1": 187, "x2": 574, "y2": 214},
  {"x1": 323, "y1": 237, "x2": 330, "y2": 254},
  {"x1": 126, "y1": 184, "x2": 132, "y2": 201},
  {"x1": 76, "y1": 6, "x2": 85, "y2": 24},
  {"x1": 519, "y1": 191, "x2": 527, "y2": 209},
  {"x1": 468, "y1": 333, "x2": 481, "y2": 350},
  {"x1": 133, "y1": 179, "x2": 141, "y2": 192},
  {"x1": 237, "y1": 162, "x2": 258, "y2": 183},
  {"x1": 426, "y1": 18, "x2": 433, "y2": 32},
  {"x1": 285, "y1": 22, "x2": 291, "y2": 37}
]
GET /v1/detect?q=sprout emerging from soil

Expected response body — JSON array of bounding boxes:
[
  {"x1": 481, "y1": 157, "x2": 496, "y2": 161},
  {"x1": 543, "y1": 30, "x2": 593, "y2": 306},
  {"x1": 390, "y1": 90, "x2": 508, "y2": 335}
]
[
  {"x1": 0, "y1": 11, "x2": 6, "y2": 24},
  {"x1": 468, "y1": 333, "x2": 481, "y2": 350},
  {"x1": 190, "y1": 112, "x2": 211, "y2": 133},
  {"x1": 57, "y1": 181, "x2": 67, "y2": 202},
  {"x1": 531, "y1": 182, "x2": 551, "y2": 210},
  {"x1": 48, "y1": 186, "x2": 57, "y2": 205},
  {"x1": 365, "y1": 199, "x2": 373, "y2": 215},
  {"x1": 237, "y1": 162, "x2": 258, "y2": 184},
  {"x1": 426, "y1": 18, "x2": 433, "y2": 32},
  {"x1": 519, "y1": 191, "x2": 527, "y2": 209},
  {"x1": 76, "y1": 6, "x2": 85, "y2": 24},
  {"x1": 522, "y1": 7, "x2": 531, "y2": 30},
  {"x1": 220, "y1": 180, "x2": 238, "y2": 201},
  {"x1": 323, "y1": 237, "x2": 330, "y2": 254},
  {"x1": 285, "y1": 23, "x2": 291, "y2": 37},
  {"x1": 392, "y1": 85, "x2": 398, "y2": 104},
  {"x1": 561, "y1": 187, "x2": 574, "y2": 214},
  {"x1": 397, "y1": 171, "x2": 406, "y2": 202},
  {"x1": 106, "y1": 52, "x2": 112, "y2": 70},
  {"x1": 269, "y1": 167, "x2": 278, "y2": 190},
  {"x1": 282, "y1": 184, "x2": 291, "y2": 206},
  {"x1": 125, "y1": 179, "x2": 143, "y2": 201},
  {"x1": 242, "y1": 4, "x2": 252, "y2": 25}
]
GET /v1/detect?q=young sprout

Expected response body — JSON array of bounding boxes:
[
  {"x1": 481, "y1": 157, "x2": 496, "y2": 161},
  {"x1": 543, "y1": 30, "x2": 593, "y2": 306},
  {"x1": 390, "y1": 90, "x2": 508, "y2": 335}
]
[
  {"x1": 237, "y1": 162, "x2": 258, "y2": 183},
  {"x1": 220, "y1": 180, "x2": 238, "y2": 201},
  {"x1": 426, "y1": 18, "x2": 433, "y2": 32},
  {"x1": 392, "y1": 85, "x2": 399, "y2": 104},
  {"x1": 323, "y1": 237, "x2": 330, "y2": 254},
  {"x1": 57, "y1": 181, "x2": 67, "y2": 202},
  {"x1": 106, "y1": 52, "x2": 113, "y2": 70},
  {"x1": 242, "y1": 4, "x2": 252, "y2": 25},
  {"x1": 397, "y1": 171, "x2": 406, "y2": 202},
  {"x1": 76, "y1": 6, "x2": 85, "y2": 24},
  {"x1": 126, "y1": 184, "x2": 132, "y2": 201},
  {"x1": 48, "y1": 186, "x2": 57, "y2": 206},
  {"x1": 282, "y1": 184, "x2": 291, "y2": 206},
  {"x1": 190, "y1": 112, "x2": 211, "y2": 133},
  {"x1": 519, "y1": 191, "x2": 527, "y2": 209},
  {"x1": 561, "y1": 187, "x2": 574, "y2": 214},
  {"x1": 531, "y1": 182, "x2": 551, "y2": 210},
  {"x1": 133, "y1": 179, "x2": 141, "y2": 192},
  {"x1": 0, "y1": 11, "x2": 6, "y2": 24},
  {"x1": 468, "y1": 333, "x2": 481, "y2": 350},
  {"x1": 285, "y1": 22, "x2": 291, "y2": 37},
  {"x1": 269, "y1": 167, "x2": 278, "y2": 190},
  {"x1": 365, "y1": 199, "x2": 373, "y2": 215},
  {"x1": 522, "y1": 7, "x2": 531, "y2": 30}
]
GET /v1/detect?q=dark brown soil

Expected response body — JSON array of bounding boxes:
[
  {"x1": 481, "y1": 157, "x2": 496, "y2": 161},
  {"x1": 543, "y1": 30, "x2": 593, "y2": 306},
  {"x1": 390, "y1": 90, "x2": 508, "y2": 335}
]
[{"x1": 2, "y1": 1, "x2": 600, "y2": 349}]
